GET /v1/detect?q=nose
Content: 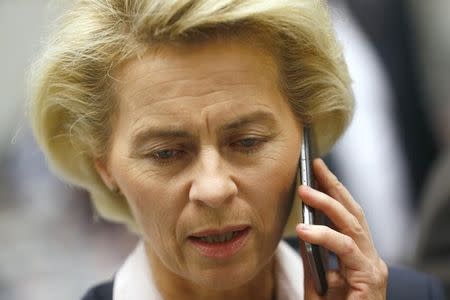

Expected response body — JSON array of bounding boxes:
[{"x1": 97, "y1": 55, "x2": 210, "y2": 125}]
[{"x1": 188, "y1": 148, "x2": 238, "y2": 208}]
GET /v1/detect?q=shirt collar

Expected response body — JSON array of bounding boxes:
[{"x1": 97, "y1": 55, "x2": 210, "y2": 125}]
[{"x1": 114, "y1": 240, "x2": 304, "y2": 300}]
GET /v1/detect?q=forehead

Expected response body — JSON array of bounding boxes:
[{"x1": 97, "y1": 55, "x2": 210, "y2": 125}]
[{"x1": 112, "y1": 39, "x2": 290, "y2": 131}]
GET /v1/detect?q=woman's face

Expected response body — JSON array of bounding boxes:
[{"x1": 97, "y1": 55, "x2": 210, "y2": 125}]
[{"x1": 98, "y1": 39, "x2": 302, "y2": 289}]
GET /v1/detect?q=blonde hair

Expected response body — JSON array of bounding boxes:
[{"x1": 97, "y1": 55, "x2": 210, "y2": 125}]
[{"x1": 29, "y1": 0, "x2": 354, "y2": 233}]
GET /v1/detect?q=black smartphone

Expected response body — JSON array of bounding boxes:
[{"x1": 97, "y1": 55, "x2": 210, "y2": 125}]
[{"x1": 299, "y1": 126, "x2": 328, "y2": 295}]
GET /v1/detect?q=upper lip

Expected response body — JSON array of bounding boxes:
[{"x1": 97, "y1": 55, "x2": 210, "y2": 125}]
[{"x1": 189, "y1": 224, "x2": 250, "y2": 238}]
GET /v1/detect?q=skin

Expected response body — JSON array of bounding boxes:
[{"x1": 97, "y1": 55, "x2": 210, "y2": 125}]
[
  {"x1": 95, "y1": 38, "x2": 388, "y2": 299},
  {"x1": 96, "y1": 39, "x2": 301, "y2": 300},
  {"x1": 298, "y1": 159, "x2": 388, "y2": 300}
]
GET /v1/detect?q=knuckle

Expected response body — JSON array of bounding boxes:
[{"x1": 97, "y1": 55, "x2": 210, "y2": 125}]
[
  {"x1": 322, "y1": 195, "x2": 335, "y2": 210},
  {"x1": 332, "y1": 177, "x2": 343, "y2": 192},
  {"x1": 352, "y1": 217, "x2": 365, "y2": 236},
  {"x1": 317, "y1": 225, "x2": 329, "y2": 239},
  {"x1": 354, "y1": 203, "x2": 365, "y2": 220},
  {"x1": 342, "y1": 216, "x2": 365, "y2": 237},
  {"x1": 341, "y1": 235, "x2": 357, "y2": 256},
  {"x1": 370, "y1": 259, "x2": 389, "y2": 288},
  {"x1": 378, "y1": 259, "x2": 389, "y2": 284}
]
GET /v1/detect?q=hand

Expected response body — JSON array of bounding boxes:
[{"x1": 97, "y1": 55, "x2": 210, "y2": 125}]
[{"x1": 296, "y1": 159, "x2": 388, "y2": 300}]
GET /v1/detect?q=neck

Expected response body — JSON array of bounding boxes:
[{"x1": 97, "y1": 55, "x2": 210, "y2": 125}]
[{"x1": 145, "y1": 244, "x2": 276, "y2": 300}]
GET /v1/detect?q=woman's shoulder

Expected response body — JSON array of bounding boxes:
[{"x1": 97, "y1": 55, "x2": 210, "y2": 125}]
[
  {"x1": 387, "y1": 265, "x2": 446, "y2": 300},
  {"x1": 81, "y1": 279, "x2": 114, "y2": 300},
  {"x1": 80, "y1": 268, "x2": 445, "y2": 300}
]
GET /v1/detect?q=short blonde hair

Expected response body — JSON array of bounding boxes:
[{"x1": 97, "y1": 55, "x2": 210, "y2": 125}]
[{"x1": 29, "y1": 0, "x2": 353, "y2": 232}]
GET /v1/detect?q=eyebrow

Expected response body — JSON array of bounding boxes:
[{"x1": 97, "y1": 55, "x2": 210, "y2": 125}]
[
  {"x1": 131, "y1": 128, "x2": 193, "y2": 150},
  {"x1": 218, "y1": 110, "x2": 277, "y2": 132},
  {"x1": 131, "y1": 110, "x2": 277, "y2": 149}
]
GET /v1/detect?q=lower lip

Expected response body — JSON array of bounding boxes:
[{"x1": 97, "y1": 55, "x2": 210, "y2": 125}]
[{"x1": 188, "y1": 227, "x2": 251, "y2": 259}]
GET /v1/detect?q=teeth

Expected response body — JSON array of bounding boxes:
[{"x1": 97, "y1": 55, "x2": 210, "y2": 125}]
[{"x1": 199, "y1": 231, "x2": 238, "y2": 243}]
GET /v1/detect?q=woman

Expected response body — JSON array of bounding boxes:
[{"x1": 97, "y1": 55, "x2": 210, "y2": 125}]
[{"x1": 28, "y1": 0, "x2": 444, "y2": 299}]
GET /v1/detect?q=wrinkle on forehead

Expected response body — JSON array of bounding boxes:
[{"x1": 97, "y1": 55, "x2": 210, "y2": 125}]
[
  {"x1": 114, "y1": 39, "x2": 280, "y2": 105},
  {"x1": 130, "y1": 100, "x2": 273, "y2": 140},
  {"x1": 112, "y1": 38, "x2": 288, "y2": 140},
  {"x1": 118, "y1": 69, "x2": 275, "y2": 117},
  {"x1": 127, "y1": 91, "x2": 261, "y2": 135},
  {"x1": 199, "y1": 98, "x2": 235, "y2": 136}
]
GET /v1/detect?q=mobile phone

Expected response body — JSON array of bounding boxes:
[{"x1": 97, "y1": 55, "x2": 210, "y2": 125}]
[{"x1": 299, "y1": 126, "x2": 328, "y2": 295}]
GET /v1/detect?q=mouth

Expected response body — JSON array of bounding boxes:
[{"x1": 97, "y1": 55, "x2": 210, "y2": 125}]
[{"x1": 188, "y1": 225, "x2": 251, "y2": 259}]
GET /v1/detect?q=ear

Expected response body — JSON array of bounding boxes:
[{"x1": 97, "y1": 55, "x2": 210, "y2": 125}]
[{"x1": 94, "y1": 158, "x2": 117, "y2": 191}]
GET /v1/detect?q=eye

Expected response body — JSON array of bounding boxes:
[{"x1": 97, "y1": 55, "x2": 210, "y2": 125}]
[
  {"x1": 149, "y1": 148, "x2": 185, "y2": 165},
  {"x1": 237, "y1": 138, "x2": 259, "y2": 147},
  {"x1": 230, "y1": 137, "x2": 266, "y2": 154},
  {"x1": 154, "y1": 149, "x2": 177, "y2": 159}
]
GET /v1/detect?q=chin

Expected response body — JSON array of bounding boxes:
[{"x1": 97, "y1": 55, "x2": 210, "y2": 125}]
[{"x1": 190, "y1": 255, "x2": 267, "y2": 292}]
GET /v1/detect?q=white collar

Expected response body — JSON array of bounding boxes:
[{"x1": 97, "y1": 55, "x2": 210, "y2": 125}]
[{"x1": 114, "y1": 240, "x2": 304, "y2": 300}]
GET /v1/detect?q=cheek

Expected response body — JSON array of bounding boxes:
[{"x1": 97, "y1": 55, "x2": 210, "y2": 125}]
[
  {"x1": 112, "y1": 158, "x2": 183, "y2": 240},
  {"x1": 241, "y1": 146, "x2": 298, "y2": 231},
  {"x1": 258, "y1": 138, "x2": 298, "y2": 197}
]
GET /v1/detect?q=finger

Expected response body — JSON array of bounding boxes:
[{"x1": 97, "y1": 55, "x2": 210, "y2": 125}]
[
  {"x1": 299, "y1": 185, "x2": 374, "y2": 255},
  {"x1": 296, "y1": 224, "x2": 367, "y2": 271},
  {"x1": 313, "y1": 159, "x2": 370, "y2": 232},
  {"x1": 299, "y1": 184, "x2": 360, "y2": 232}
]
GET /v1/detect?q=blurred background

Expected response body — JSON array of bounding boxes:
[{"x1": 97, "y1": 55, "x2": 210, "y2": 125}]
[{"x1": 0, "y1": 0, "x2": 448, "y2": 299}]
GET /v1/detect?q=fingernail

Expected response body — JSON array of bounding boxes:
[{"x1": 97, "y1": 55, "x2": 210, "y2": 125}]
[
  {"x1": 320, "y1": 158, "x2": 330, "y2": 171},
  {"x1": 300, "y1": 184, "x2": 311, "y2": 191},
  {"x1": 297, "y1": 223, "x2": 310, "y2": 231}
]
